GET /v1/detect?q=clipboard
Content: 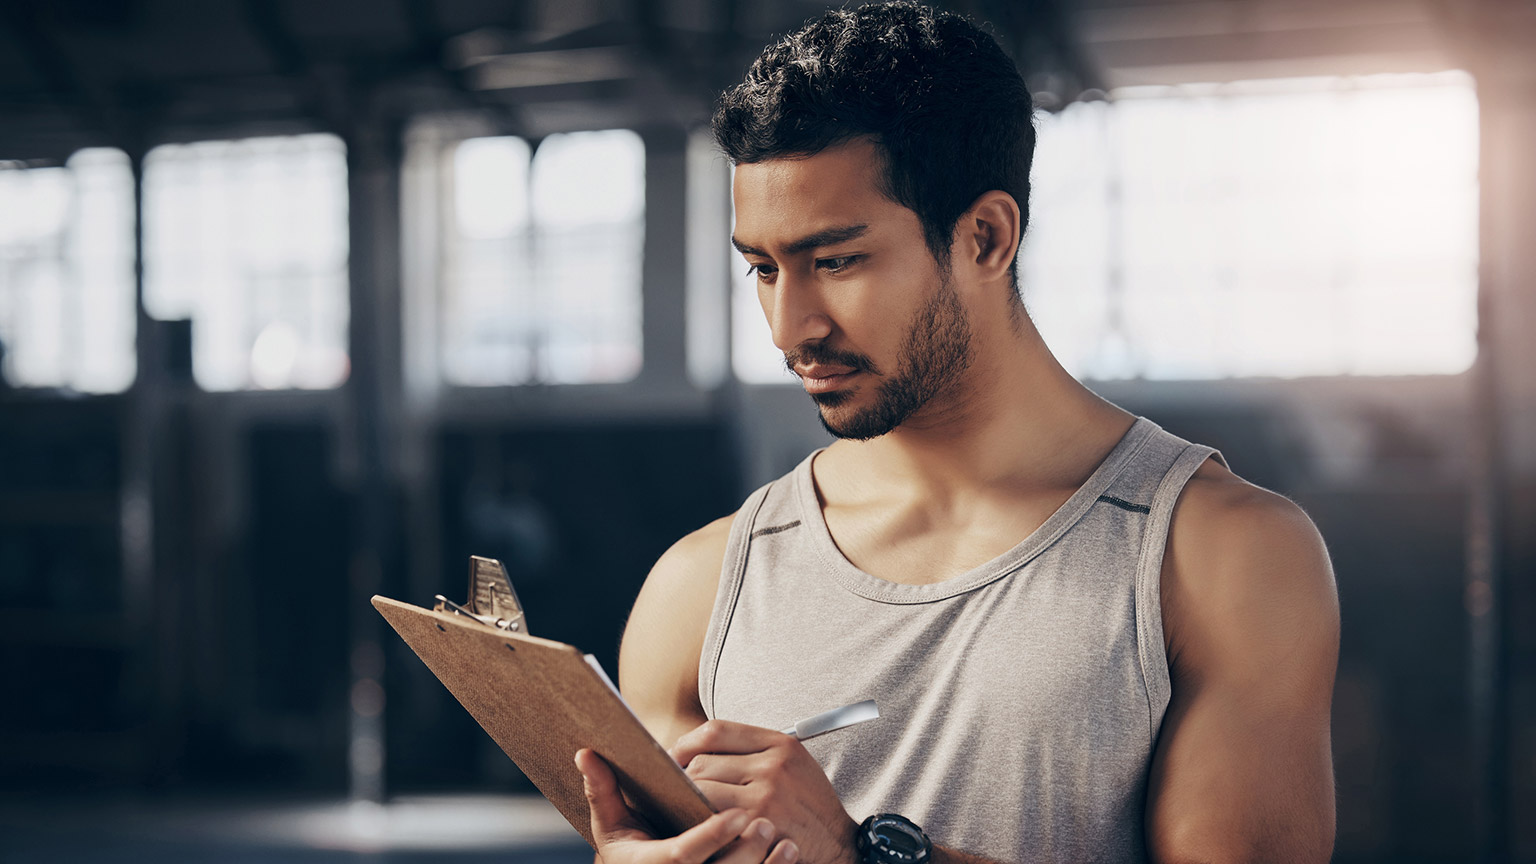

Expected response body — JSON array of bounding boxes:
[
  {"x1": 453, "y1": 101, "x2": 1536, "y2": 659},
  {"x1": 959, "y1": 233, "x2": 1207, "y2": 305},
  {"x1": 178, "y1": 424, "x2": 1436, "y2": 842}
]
[{"x1": 372, "y1": 557, "x2": 715, "y2": 848}]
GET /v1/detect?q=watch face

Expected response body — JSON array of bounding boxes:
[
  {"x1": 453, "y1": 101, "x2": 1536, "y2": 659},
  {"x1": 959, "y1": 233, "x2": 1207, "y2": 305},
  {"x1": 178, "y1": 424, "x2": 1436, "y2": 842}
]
[
  {"x1": 865, "y1": 814, "x2": 930, "y2": 864},
  {"x1": 881, "y1": 829, "x2": 925, "y2": 856}
]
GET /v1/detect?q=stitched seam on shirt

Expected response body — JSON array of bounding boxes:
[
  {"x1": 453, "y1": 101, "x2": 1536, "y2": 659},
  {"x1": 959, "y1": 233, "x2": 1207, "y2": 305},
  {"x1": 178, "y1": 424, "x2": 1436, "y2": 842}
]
[
  {"x1": 1132, "y1": 444, "x2": 1215, "y2": 748},
  {"x1": 1098, "y1": 494, "x2": 1151, "y2": 514},
  {"x1": 703, "y1": 485, "x2": 772, "y2": 718},
  {"x1": 750, "y1": 520, "x2": 801, "y2": 539}
]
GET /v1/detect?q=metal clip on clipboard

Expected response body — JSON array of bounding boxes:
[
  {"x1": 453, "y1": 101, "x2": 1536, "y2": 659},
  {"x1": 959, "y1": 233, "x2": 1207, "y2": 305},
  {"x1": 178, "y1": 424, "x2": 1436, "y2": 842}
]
[{"x1": 434, "y1": 556, "x2": 528, "y2": 634}]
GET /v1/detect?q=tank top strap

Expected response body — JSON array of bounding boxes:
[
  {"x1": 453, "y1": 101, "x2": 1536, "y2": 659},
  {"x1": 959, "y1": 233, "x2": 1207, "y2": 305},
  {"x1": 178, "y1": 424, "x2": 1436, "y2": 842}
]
[
  {"x1": 698, "y1": 462, "x2": 807, "y2": 718},
  {"x1": 1096, "y1": 420, "x2": 1220, "y2": 511},
  {"x1": 1111, "y1": 422, "x2": 1224, "y2": 743}
]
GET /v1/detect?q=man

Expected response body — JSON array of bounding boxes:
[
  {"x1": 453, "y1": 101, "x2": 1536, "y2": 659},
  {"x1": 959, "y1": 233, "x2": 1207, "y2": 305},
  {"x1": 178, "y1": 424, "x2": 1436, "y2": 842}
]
[{"x1": 575, "y1": 3, "x2": 1339, "y2": 863}]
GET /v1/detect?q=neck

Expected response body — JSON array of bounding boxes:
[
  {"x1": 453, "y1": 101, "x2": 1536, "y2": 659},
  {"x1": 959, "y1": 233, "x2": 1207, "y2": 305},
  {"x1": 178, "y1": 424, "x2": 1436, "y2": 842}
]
[{"x1": 836, "y1": 311, "x2": 1133, "y2": 495}]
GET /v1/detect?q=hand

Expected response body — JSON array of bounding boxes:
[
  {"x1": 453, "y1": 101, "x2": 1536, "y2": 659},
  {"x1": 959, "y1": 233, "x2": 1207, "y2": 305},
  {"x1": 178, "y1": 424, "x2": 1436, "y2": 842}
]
[
  {"x1": 670, "y1": 720, "x2": 859, "y2": 864},
  {"x1": 576, "y1": 748, "x2": 800, "y2": 864}
]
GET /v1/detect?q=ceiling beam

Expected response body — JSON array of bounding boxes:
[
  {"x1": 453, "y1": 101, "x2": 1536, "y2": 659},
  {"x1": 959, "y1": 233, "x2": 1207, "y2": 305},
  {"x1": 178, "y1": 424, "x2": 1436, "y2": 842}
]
[
  {"x1": 0, "y1": 1, "x2": 103, "y2": 121},
  {"x1": 241, "y1": 0, "x2": 308, "y2": 79}
]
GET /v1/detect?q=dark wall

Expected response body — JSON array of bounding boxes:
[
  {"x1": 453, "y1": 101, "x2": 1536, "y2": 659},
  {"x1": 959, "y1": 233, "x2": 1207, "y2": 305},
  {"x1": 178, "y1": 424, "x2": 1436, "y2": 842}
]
[
  {"x1": 0, "y1": 397, "x2": 132, "y2": 787},
  {"x1": 383, "y1": 420, "x2": 739, "y2": 792}
]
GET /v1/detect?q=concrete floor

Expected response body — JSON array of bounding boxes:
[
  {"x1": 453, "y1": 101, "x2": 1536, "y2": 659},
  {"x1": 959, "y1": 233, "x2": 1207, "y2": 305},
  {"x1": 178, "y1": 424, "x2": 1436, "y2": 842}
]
[{"x1": 0, "y1": 794, "x2": 594, "y2": 863}]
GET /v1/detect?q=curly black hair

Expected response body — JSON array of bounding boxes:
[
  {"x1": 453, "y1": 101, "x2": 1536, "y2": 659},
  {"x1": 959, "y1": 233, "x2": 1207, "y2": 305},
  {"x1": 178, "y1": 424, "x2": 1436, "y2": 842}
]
[{"x1": 712, "y1": 2, "x2": 1035, "y2": 274}]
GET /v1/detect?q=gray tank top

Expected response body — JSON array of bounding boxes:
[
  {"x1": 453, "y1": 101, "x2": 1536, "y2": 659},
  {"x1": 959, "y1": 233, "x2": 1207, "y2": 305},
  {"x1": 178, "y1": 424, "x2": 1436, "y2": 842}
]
[{"x1": 699, "y1": 418, "x2": 1220, "y2": 864}]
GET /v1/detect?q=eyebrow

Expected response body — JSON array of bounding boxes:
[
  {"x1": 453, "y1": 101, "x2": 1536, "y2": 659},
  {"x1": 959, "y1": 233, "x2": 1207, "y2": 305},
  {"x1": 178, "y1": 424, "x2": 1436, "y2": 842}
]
[{"x1": 731, "y1": 224, "x2": 870, "y2": 258}]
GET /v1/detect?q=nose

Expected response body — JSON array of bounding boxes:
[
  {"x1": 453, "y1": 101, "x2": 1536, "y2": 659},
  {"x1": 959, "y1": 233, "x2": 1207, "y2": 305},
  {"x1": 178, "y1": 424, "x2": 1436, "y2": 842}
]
[{"x1": 763, "y1": 270, "x2": 833, "y2": 352}]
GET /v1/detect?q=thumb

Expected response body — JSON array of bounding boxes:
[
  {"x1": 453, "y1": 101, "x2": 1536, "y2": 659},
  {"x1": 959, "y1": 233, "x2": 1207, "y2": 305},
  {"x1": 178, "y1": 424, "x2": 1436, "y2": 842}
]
[{"x1": 576, "y1": 748, "x2": 647, "y2": 846}]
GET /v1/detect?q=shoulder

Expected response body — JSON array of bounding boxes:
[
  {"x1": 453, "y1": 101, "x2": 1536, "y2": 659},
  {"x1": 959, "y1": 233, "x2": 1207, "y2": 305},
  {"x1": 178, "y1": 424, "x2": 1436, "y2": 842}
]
[
  {"x1": 1148, "y1": 458, "x2": 1340, "y2": 861},
  {"x1": 617, "y1": 512, "x2": 737, "y2": 744},
  {"x1": 636, "y1": 512, "x2": 737, "y2": 620},
  {"x1": 1161, "y1": 458, "x2": 1339, "y2": 671}
]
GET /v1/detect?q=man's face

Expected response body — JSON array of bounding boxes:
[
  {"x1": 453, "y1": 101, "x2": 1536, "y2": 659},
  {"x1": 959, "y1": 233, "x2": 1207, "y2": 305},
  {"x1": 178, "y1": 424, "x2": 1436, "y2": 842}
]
[{"x1": 732, "y1": 139, "x2": 972, "y2": 440}]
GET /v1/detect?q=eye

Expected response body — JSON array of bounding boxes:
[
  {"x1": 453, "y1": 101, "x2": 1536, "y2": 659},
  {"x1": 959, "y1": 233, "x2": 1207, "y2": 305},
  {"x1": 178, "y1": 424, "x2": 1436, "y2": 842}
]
[
  {"x1": 746, "y1": 262, "x2": 778, "y2": 283},
  {"x1": 817, "y1": 255, "x2": 861, "y2": 273}
]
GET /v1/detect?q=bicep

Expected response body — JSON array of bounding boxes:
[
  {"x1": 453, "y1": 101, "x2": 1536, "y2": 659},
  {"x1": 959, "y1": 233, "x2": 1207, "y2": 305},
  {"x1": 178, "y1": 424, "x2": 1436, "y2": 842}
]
[
  {"x1": 618, "y1": 514, "x2": 734, "y2": 749},
  {"x1": 1147, "y1": 486, "x2": 1339, "y2": 864}
]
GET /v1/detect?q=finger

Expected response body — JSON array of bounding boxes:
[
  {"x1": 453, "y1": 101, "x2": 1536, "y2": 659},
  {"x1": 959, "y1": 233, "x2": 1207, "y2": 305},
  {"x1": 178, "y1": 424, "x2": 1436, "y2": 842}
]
[
  {"x1": 666, "y1": 807, "x2": 752, "y2": 864},
  {"x1": 765, "y1": 839, "x2": 801, "y2": 864},
  {"x1": 711, "y1": 818, "x2": 777, "y2": 864},
  {"x1": 690, "y1": 778, "x2": 754, "y2": 812},
  {"x1": 576, "y1": 749, "x2": 645, "y2": 845},
  {"x1": 671, "y1": 719, "x2": 788, "y2": 768},
  {"x1": 683, "y1": 752, "x2": 759, "y2": 785}
]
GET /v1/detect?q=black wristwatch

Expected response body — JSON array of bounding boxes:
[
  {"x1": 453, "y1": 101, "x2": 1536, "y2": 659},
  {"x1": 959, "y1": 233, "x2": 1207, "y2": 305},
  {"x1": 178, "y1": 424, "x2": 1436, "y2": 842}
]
[{"x1": 856, "y1": 813, "x2": 932, "y2": 864}]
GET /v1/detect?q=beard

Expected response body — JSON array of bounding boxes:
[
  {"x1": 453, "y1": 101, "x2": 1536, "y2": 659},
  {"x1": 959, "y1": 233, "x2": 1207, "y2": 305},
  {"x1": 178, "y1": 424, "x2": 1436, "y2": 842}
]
[{"x1": 784, "y1": 276, "x2": 974, "y2": 441}]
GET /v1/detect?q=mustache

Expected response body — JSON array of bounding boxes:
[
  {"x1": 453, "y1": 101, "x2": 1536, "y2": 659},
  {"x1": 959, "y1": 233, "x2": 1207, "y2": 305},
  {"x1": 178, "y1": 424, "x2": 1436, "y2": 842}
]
[{"x1": 783, "y1": 342, "x2": 880, "y2": 376}]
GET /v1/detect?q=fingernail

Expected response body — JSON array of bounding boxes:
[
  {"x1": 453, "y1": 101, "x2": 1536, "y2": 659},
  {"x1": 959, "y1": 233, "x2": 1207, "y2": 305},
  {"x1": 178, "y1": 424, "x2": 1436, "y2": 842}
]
[
  {"x1": 783, "y1": 841, "x2": 799, "y2": 863},
  {"x1": 753, "y1": 819, "x2": 774, "y2": 840}
]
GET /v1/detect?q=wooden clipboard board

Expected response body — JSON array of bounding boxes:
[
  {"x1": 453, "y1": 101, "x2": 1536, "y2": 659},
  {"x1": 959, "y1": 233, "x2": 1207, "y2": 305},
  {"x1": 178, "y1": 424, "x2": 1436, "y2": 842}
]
[{"x1": 372, "y1": 594, "x2": 715, "y2": 847}]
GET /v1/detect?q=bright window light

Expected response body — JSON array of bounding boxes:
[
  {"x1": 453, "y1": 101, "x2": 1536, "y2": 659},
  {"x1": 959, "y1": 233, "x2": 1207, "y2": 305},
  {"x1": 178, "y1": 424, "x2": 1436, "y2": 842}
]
[
  {"x1": 143, "y1": 133, "x2": 350, "y2": 391},
  {"x1": 1025, "y1": 70, "x2": 1479, "y2": 380},
  {"x1": 0, "y1": 148, "x2": 136, "y2": 393},
  {"x1": 441, "y1": 129, "x2": 644, "y2": 386}
]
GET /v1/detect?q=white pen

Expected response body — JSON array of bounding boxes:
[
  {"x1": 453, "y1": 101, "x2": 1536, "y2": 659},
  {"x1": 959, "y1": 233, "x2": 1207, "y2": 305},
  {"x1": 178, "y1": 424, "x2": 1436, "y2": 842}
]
[{"x1": 782, "y1": 699, "x2": 880, "y2": 740}]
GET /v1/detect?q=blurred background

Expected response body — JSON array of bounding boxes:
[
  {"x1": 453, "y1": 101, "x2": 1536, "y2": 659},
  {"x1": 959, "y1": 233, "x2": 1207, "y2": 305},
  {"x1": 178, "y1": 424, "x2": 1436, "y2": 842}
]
[{"x1": 0, "y1": 0, "x2": 1532, "y2": 861}]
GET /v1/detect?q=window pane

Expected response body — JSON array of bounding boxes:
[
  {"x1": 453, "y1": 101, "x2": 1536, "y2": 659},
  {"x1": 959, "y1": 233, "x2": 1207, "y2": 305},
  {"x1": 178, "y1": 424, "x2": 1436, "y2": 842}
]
[
  {"x1": 531, "y1": 130, "x2": 644, "y2": 385},
  {"x1": 143, "y1": 134, "x2": 350, "y2": 391},
  {"x1": 441, "y1": 130, "x2": 644, "y2": 386},
  {"x1": 0, "y1": 149, "x2": 136, "y2": 393},
  {"x1": 443, "y1": 136, "x2": 534, "y2": 385}
]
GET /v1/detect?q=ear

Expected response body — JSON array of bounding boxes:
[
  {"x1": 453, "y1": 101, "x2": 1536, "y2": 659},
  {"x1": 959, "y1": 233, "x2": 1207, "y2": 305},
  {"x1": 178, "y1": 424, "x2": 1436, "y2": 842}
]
[{"x1": 957, "y1": 190, "x2": 1021, "y2": 282}]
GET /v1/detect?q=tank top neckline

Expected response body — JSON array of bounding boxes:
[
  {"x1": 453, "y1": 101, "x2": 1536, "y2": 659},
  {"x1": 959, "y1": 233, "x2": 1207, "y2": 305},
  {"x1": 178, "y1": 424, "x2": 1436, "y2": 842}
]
[{"x1": 790, "y1": 416, "x2": 1159, "y2": 604}]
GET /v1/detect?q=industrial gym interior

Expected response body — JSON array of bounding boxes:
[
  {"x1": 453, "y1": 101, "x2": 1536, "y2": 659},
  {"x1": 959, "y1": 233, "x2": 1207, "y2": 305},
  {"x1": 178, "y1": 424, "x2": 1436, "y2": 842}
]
[{"x1": 1, "y1": 0, "x2": 1533, "y2": 861}]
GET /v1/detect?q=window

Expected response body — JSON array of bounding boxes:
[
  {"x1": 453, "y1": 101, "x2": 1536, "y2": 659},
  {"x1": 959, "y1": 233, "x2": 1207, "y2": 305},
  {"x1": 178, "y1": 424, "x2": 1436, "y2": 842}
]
[
  {"x1": 729, "y1": 71, "x2": 1479, "y2": 382},
  {"x1": 1025, "y1": 71, "x2": 1479, "y2": 379},
  {"x1": 439, "y1": 129, "x2": 645, "y2": 386},
  {"x1": 0, "y1": 149, "x2": 135, "y2": 393},
  {"x1": 143, "y1": 134, "x2": 350, "y2": 391}
]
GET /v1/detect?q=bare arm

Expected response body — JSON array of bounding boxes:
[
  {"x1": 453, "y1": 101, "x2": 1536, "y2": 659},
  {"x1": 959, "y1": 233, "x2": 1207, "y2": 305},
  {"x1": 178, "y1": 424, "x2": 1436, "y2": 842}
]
[
  {"x1": 1146, "y1": 465, "x2": 1340, "y2": 863},
  {"x1": 618, "y1": 513, "x2": 734, "y2": 748}
]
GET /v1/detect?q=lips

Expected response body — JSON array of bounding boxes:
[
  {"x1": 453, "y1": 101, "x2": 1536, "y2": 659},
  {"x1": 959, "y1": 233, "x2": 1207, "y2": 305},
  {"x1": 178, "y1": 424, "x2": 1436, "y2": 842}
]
[{"x1": 795, "y1": 364, "x2": 858, "y2": 394}]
